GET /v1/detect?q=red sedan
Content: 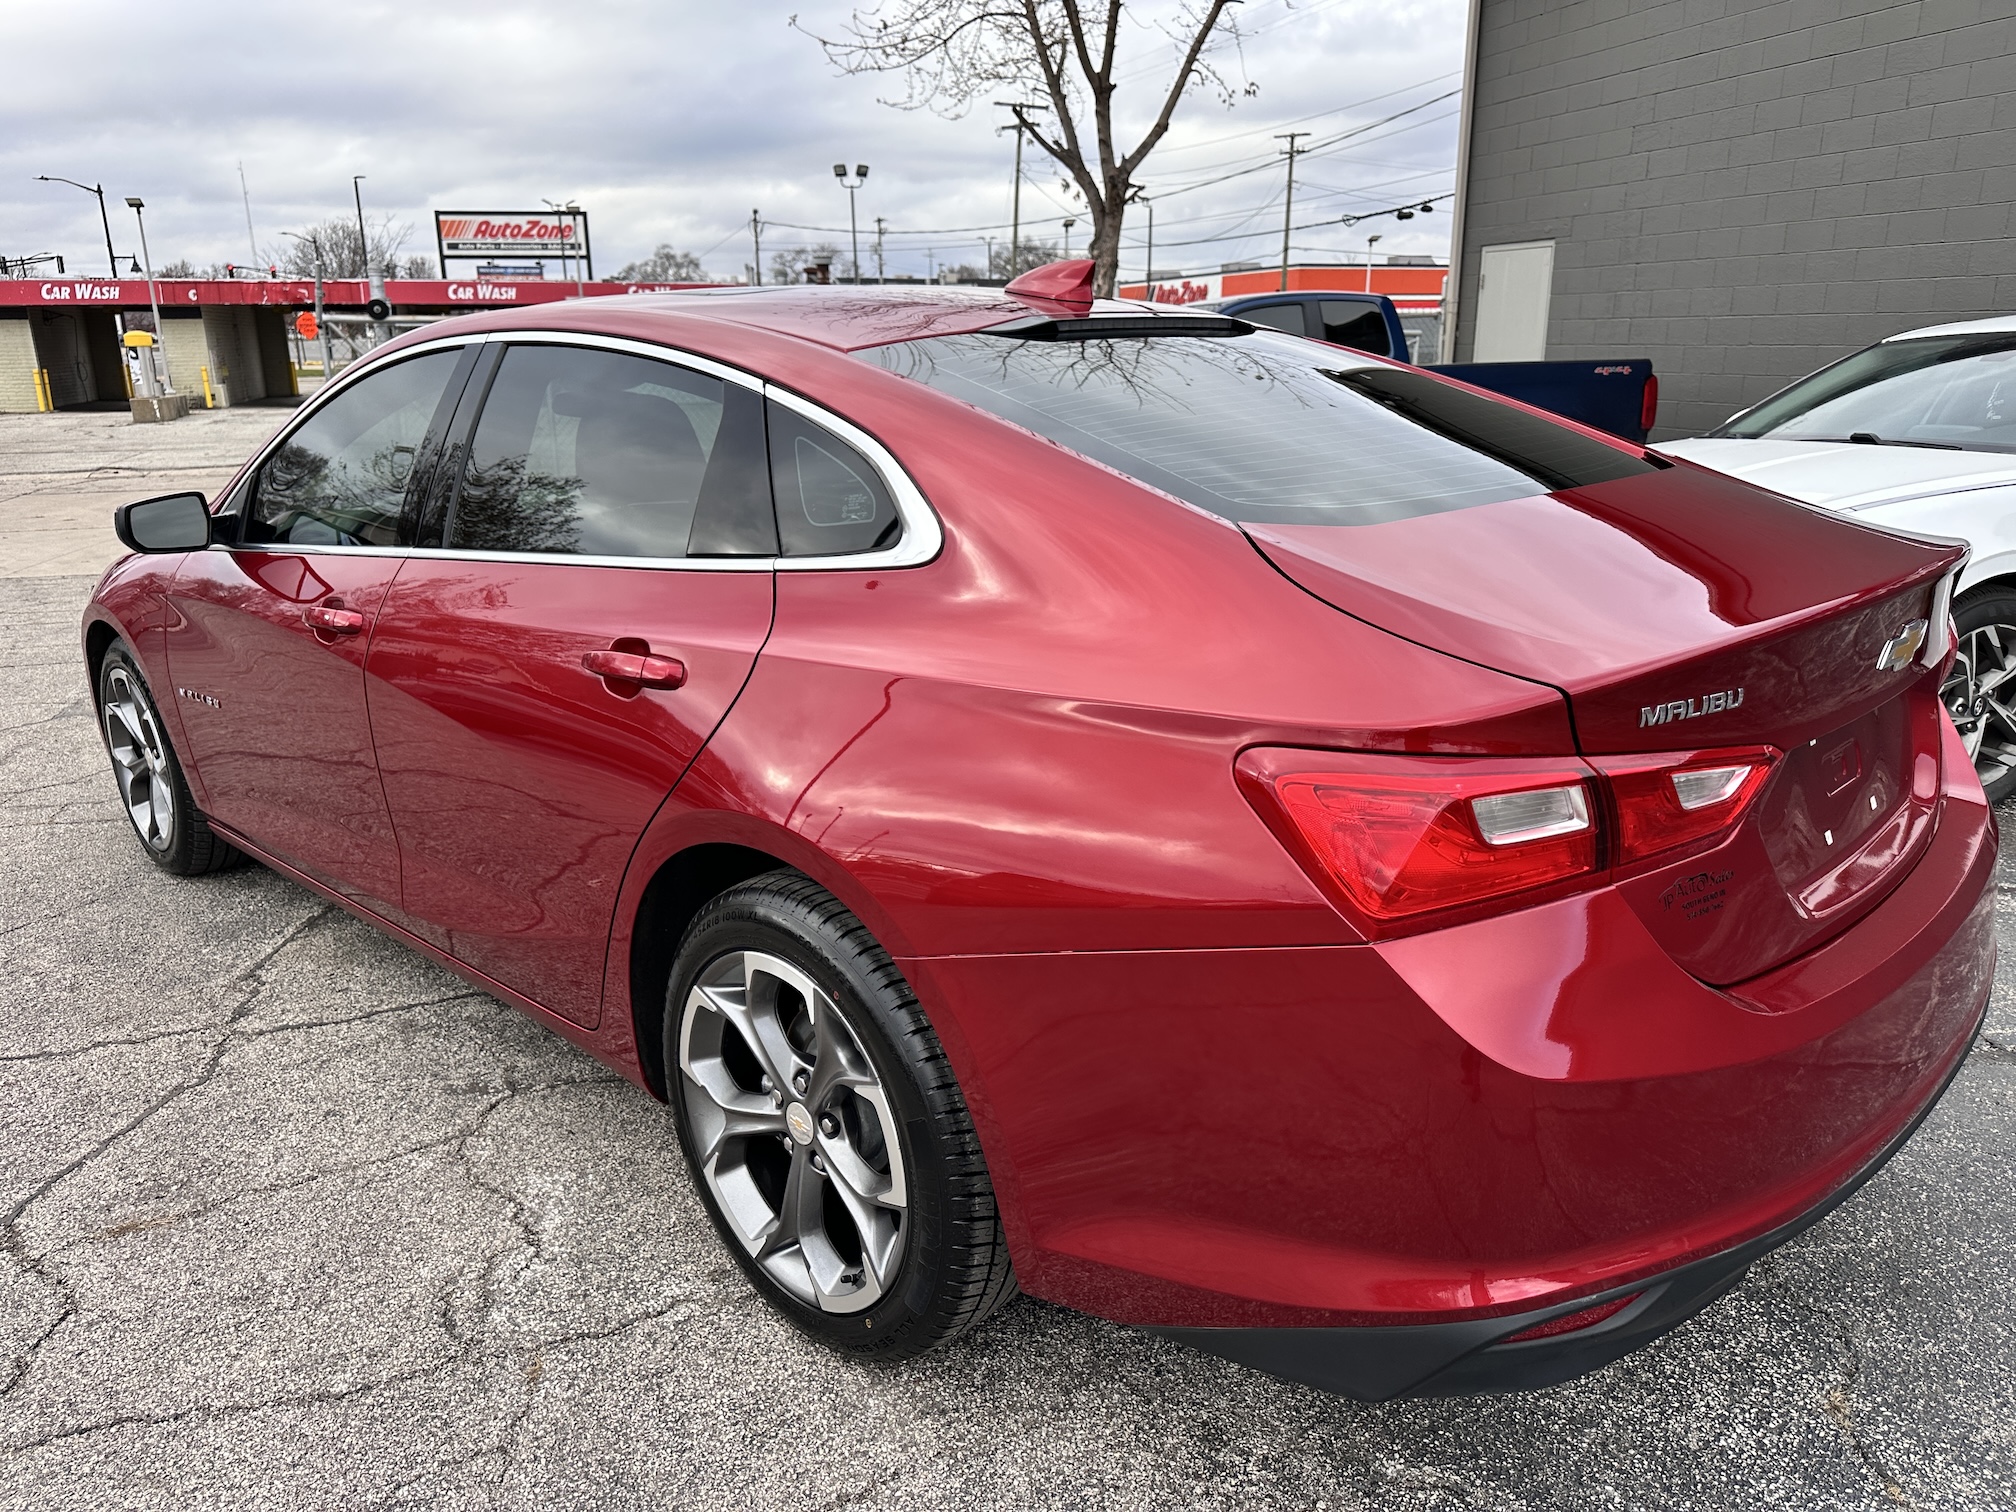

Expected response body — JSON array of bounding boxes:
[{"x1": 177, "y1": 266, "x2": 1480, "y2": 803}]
[{"x1": 84, "y1": 263, "x2": 1993, "y2": 1400}]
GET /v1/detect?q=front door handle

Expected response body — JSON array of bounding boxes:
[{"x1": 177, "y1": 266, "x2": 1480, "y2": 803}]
[
  {"x1": 583, "y1": 647, "x2": 687, "y2": 690},
  {"x1": 303, "y1": 603, "x2": 366, "y2": 635}
]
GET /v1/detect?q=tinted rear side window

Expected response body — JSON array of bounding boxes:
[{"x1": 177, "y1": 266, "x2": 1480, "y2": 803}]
[
  {"x1": 448, "y1": 344, "x2": 773, "y2": 559},
  {"x1": 767, "y1": 400, "x2": 900, "y2": 556},
  {"x1": 858, "y1": 332, "x2": 1654, "y2": 527},
  {"x1": 1319, "y1": 301, "x2": 1390, "y2": 356}
]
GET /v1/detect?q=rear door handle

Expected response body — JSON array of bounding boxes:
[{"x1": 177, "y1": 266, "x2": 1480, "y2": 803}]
[
  {"x1": 583, "y1": 647, "x2": 687, "y2": 689},
  {"x1": 303, "y1": 604, "x2": 366, "y2": 635}
]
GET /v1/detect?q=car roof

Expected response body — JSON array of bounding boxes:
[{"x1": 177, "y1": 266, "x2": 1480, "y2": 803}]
[
  {"x1": 573, "y1": 284, "x2": 1175, "y2": 353},
  {"x1": 1884, "y1": 313, "x2": 2016, "y2": 341}
]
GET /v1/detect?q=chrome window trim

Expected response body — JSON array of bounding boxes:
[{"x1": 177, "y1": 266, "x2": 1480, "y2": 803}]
[{"x1": 220, "y1": 327, "x2": 943, "y2": 574}]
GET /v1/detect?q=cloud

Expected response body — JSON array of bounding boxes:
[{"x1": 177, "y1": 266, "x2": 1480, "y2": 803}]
[{"x1": 3, "y1": 0, "x2": 1463, "y2": 281}]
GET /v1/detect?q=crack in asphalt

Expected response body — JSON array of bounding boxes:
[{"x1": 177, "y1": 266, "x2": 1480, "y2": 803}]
[
  {"x1": 0, "y1": 906, "x2": 333, "y2": 1404},
  {"x1": 1762, "y1": 1267, "x2": 1922, "y2": 1511},
  {"x1": 1, "y1": 1362, "x2": 462, "y2": 1457}
]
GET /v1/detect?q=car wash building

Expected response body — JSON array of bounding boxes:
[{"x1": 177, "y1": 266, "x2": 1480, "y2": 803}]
[
  {"x1": 0, "y1": 276, "x2": 720, "y2": 414},
  {"x1": 1445, "y1": 0, "x2": 2016, "y2": 437}
]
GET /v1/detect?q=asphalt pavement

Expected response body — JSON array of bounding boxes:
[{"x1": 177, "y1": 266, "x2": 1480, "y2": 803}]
[{"x1": 1, "y1": 410, "x2": 2012, "y2": 1510}]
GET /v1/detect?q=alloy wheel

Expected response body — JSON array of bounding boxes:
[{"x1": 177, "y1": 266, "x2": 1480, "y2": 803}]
[
  {"x1": 103, "y1": 666, "x2": 177, "y2": 852},
  {"x1": 678, "y1": 949, "x2": 907, "y2": 1314},
  {"x1": 1943, "y1": 621, "x2": 2016, "y2": 794}
]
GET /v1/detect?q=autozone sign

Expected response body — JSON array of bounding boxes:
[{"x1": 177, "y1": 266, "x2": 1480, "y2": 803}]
[{"x1": 435, "y1": 211, "x2": 588, "y2": 259}]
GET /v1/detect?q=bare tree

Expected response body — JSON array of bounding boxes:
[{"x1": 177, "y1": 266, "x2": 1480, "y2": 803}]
[
  {"x1": 270, "y1": 217, "x2": 414, "y2": 279},
  {"x1": 612, "y1": 245, "x2": 708, "y2": 282},
  {"x1": 800, "y1": 2, "x2": 1248, "y2": 297}
]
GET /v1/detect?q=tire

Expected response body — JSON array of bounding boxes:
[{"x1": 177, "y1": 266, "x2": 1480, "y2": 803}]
[
  {"x1": 96, "y1": 642, "x2": 244, "y2": 875},
  {"x1": 1944, "y1": 589, "x2": 2016, "y2": 805},
  {"x1": 665, "y1": 871, "x2": 1016, "y2": 1360}
]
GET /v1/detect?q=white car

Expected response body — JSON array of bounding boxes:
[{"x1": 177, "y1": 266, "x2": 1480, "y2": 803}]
[{"x1": 1659, "y1": 314, "x2": 2016, "y2": 800}]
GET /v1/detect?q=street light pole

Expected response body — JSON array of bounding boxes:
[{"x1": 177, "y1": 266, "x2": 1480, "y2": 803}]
[
  {"x1": 37, "y1": 175, "x2": 119, "y2": 277},
  {"x1": 751, "y1": 209, "x2": 762, "y2": 286},
  {"x1": 352, "y1": 175, "x2": 369, "y2": 278},
  {"x1": 1363, "y1": 233, "x2": 1383, "y2": 292},
  {"x1": 832, "y1": 164, "x2": 868, "y2": 284},
  {"x1": 124, "y1": 197, "x2": 168, "y2": 393},
  {"x1": 874, "y1": 217, "x2": 886, "y2": 283},
  {"x1": 1062, "y1": 217, "x2": 1076, "y2": 260}
]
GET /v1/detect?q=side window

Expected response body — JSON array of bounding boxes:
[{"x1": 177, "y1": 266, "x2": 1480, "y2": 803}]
[
  {"x1": 245, "y1": 349, "x2": 462, "y2": 546},
  {"x1": 1238, "y1": 302, "x2": 1310, "y2": 337},
  {"x1": 1319, "y1": 301, "x2": 1392, "y2": 357},
  {"x1": 448, "y1": 344, "x2": 772, "y2": 559},
  {"x1": 767, "y1": 401, "x2": 900, "y2": 557}
]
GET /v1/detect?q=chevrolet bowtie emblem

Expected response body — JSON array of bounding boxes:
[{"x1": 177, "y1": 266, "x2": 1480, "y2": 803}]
[{"x1": 1876, "y1": 619, "x2": 1928, "y2": 673}]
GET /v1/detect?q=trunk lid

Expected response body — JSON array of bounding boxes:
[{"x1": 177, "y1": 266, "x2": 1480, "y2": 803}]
[{"x1": 1248, "y1": 463, "x2": 1963, "y2": 982}]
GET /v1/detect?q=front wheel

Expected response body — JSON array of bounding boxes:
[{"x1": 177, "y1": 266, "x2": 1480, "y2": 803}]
[
  {"x1": 96, "y1": 642, "x2": 243, "y2": 875},
  {"x1": 666, "y1": 872, "x2": 1015, "y2": 1360},
  {"x1": 1943, "y1": 589, "x2": 2016, "y2": 804}
]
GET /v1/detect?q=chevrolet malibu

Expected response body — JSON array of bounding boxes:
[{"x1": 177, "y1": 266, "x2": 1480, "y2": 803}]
[{"x1": 83, "y1": 262, "x2": 1994, "y2": 1400}]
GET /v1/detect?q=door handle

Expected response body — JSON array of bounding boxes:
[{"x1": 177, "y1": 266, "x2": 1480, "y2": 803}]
[
  {"x1": 303, "y1": 603, "x2": 366, "y2": 635},
  {"x1": 583, "y1": 647, "x2": 687, "y2": 690}
]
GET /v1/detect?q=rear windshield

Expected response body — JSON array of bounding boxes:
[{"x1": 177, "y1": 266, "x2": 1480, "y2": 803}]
[{"x1": 857, "y1": 331, "x2": 1654, "y2": 526}]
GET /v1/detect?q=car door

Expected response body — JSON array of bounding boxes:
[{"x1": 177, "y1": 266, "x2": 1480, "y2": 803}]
[
  {"x1": 164, "y1": 343, "x2": 475, "y2": 905},
  {"x1": 365, "y1": 338, "x2": 778, "y2": 1027}
]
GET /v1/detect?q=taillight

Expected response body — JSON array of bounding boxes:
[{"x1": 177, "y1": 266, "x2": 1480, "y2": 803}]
[
  {"x1": 1236, "y1": 750, "x2": 1599, "y2": 935},
  {"x1": 1239, "y1": 743, "x2": 1780, "y2": 936},
  {"x1": 1588, "y1": 746, "x2": 1777, "y2": 865},
  {"x1": 1640, "y1": 373, "x2": 1659, "y2": 436}
]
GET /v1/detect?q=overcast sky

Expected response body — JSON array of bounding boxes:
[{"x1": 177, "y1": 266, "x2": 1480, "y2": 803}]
[{"x1": 3, "y1": 0, "x2": 1464, "y2": 283}]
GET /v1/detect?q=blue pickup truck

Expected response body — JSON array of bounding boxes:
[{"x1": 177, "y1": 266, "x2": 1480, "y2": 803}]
[{"x1": 1212, "y1": 290, "x2": 1659, "y2": 444}]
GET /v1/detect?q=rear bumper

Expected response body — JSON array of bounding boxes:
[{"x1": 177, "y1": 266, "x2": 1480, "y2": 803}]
[
  {"x1": 1154, "y1": 993, "x2": 1982, "y2": 1400},
  {"x1": 903, "y1": 718, "x2": 1996, "y2": 1382}
]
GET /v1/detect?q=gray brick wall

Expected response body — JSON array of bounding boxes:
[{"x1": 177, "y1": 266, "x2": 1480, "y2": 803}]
[{"x1": 1452, "y1": 0, "x2": 2016, "y2": 438}]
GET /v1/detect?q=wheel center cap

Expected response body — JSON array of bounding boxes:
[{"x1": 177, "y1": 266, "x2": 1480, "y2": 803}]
[{"x1": 785, "y1": 1102, "x2": 815, "y2": 1145}]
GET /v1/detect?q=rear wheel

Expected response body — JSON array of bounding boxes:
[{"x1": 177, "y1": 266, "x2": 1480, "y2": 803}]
[
  {"x1": 97, "y1": 643, "x2": 242, "y2": 875},
  {"x1": 666, "y1": 872, "x2": 1015, "y2": 1359},
  {"x1": 1943, "y1": 589, "x2": 2016, "y2": 804}
]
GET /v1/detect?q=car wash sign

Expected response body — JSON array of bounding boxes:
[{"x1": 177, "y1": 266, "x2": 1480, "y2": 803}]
[{"x1": 434, "y1": 210, "x2": 591, "y2": 275}]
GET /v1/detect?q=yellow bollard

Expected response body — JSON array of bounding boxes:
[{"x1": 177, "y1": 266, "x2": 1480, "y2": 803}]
[
  {"x1": 34, "y1": 369, "x2": 52, "y2": 412},
  {"x1": 200, "y1": 366, "x2": 215, "y2": 409}
]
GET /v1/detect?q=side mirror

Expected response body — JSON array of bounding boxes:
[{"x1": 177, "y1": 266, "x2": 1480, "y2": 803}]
[{"x1": 114, "y1": 492, "x2": 211, "y2": 554}]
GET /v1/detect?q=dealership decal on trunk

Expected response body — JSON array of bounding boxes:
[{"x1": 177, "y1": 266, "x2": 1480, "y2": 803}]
[{"x1": 1640, "y1": 689, "x2": 1745, "y2": 728}]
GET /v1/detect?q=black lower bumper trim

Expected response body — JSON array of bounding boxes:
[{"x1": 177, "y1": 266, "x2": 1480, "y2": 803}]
[{"x1": 1155, "y1": 995, "x2": 1984, "y2": 1401}]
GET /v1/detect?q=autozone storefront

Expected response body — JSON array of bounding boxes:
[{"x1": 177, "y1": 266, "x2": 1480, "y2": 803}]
[{"x1": 0, "y1": 277, "x2": 717, "y2": 414}]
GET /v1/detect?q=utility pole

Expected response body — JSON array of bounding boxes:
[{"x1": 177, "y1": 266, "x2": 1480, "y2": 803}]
[
  {"x1": 874, "y1": 217, "x2": 886, "y2": 283},
  {"x1": 238, "y1": 162, "x2": 258, "y2": 263},
  {"x1": 352, "y1": 175, "x2": 369, "y2": 277},
  {"x1": 983, "y1": 235, "x2": 995, "y2": 280},
  {"x1": 833, "y1": 164, "x2": 869, "y2": 284},
  {"x1": 1276, "y1": 132, "x2": 1309, "y2": 293},
  {"x1": 38, "y1": 176, "x2": 120, "y2": 277},
  {"x1": 1143, "y1": 195, "x2": 1155, "y2": 300},
  {"x1": 751, "y1": 209, "x2": 762, "y2": 285},
  {"x1": 995, "y1": 101, "x2": 1048, "y2": 277}
]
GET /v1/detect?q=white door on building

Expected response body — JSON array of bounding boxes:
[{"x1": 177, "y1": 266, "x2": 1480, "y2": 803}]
[{"x1": 1472, "y1": 241, "x2": 1555, "y2": 362}]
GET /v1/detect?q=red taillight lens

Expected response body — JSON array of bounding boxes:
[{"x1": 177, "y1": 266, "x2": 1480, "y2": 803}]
[
  {"x1": 1237, "y1": 750, "x2": 1598, "y2": 933},
  {"x1": 1590, "y1": 746, "x2": 1777, "y2": 865},
  {"x1": 1640, "y1": 373, "x2": 1659, "y2": 436}
]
